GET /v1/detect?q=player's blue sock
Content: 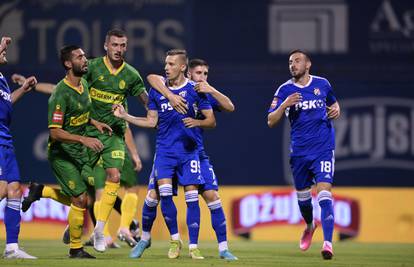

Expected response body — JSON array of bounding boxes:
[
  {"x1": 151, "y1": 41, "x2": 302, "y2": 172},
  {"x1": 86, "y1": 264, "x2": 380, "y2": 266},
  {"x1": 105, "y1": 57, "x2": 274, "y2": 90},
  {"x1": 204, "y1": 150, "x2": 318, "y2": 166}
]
[
  {"x1": 5, "y1": 198, "x2": 21, "y2": 244},
  {"x1": 208, "y1": 199, "x2": 227, "y2": 244},
  {"x1": 141, "y1": 195, "x2": 158, "y2": 238},
  {"x1": 185, "y1": 190, "x2": 200, "y2": 246},
  {"x1": 159, "y1": 184, "x2": 178, "y2": 236},
  {"x1": 297, "y1": 189, "x2": 313, "y2": 226},
  {"x1": 318, "y1": 190, "x2": 334, "y2": 242}
]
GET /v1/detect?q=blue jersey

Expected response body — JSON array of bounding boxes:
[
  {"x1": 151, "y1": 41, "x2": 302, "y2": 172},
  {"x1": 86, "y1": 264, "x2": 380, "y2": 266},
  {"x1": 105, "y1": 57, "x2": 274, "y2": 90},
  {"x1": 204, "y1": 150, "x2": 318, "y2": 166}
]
[
  {"x1": 148, "y1": 79, "x2": 212, "y2": 154},
  {"x1": 0, "y1": 72, "x2": 13, "y2": 147},
  {"x1": 195, "y1": 94, "x2": 220, "y2": 160},
  {"x1": 268, "y1": 75, "x2": 337, "y2": 156}
]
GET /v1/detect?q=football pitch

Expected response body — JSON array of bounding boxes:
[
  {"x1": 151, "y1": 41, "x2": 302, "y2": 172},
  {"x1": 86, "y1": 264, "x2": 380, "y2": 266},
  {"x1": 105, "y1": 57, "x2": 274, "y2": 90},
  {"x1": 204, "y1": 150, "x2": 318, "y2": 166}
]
[{"x1": 1, "y1": 240, "x2": 413, "y2": 267}]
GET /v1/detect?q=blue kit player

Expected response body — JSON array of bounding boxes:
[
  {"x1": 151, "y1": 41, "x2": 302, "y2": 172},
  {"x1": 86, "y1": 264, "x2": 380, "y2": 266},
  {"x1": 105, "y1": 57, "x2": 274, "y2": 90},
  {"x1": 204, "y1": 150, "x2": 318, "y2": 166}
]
[
  {"x1": 0, "y1": 36, "x2": 38, "y2": 259},
  {"x1": 143, "y1": 58, "x2": 238, "y2": 260},
  {"x1": 113, "y1": 49, "x2": 216, "y2": 259},
  {"x1": 267, "y1": 50, "x2": 340, "y2": 260}
]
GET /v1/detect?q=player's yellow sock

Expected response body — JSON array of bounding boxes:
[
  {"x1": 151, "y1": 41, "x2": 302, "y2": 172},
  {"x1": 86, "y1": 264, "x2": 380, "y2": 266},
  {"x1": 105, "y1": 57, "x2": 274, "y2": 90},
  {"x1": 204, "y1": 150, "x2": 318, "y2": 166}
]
[
  {"x1": 120, "y1": 193, "x2": 138, "y2": 229},
  {"x1": 94, "y1": 200, "x2": 111, "y2": 237},
  {"x1": 68, "y1": 204, "x2": 85, "y2": 249},
  {"x1": 97, "y1": 181, "x2": 120, "y2": 222},
  {"x1": 42, "y1": 186, "x2": 71, "y2": 206}
]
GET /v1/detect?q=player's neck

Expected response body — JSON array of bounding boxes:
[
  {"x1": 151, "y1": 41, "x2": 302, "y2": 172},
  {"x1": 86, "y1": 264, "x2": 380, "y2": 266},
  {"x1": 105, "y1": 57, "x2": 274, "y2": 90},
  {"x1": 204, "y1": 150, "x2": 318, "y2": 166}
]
[
  {"x1": 167, "y1": 74, "x2": 186, "y2": 88},
  {"x1": 105, "y1": 56, "x2": 123, "y2": 71},
  {"x1": 293, "y1": 74, "x2": 311, "y2": 87},
  {"x1": 65, "y1": 74, "x2": 82, "y2": 87}
]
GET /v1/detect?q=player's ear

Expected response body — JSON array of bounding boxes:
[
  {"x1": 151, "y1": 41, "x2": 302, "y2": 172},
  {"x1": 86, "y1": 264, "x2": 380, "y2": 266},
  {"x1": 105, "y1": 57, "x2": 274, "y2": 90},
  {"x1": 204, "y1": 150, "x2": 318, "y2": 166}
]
[
  {"x1": 64, "y1": 60, "x2": 72, "y2": 70},
  {"x1": 306, "y1": 60, "x2": 311, "y2": 71},
  {"x1": 104, "y1": 43, "x2": 108, "y2": 51}
]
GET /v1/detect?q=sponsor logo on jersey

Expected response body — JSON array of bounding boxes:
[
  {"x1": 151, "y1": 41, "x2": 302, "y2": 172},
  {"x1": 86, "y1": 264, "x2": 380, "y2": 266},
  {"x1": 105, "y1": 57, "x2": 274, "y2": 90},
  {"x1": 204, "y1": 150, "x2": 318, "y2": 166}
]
[
  {"x1": 69, "y1": 112, "x2": 89, "y2": 126},
  {"x1": 314, "y1": 88, "x2": 321, "y2": 96},
  {"x1": 119, "y1": 79, "x2": 126, "y2": 89},
  {"x1": 90, "y1": 87, "x2": 125, "y2": 104},
  {"x1": 111, "y1": 150, "x2": 125, "y2": 159},
  {"x1": 0, "y1": 89, "x2": 11, "y2": 102},
  {"x1": 52, "y1": 105, "x2": 63, "y2": 124},
  {"x1": 295, "y1": 99, "x2": 325, "y2": 110}
]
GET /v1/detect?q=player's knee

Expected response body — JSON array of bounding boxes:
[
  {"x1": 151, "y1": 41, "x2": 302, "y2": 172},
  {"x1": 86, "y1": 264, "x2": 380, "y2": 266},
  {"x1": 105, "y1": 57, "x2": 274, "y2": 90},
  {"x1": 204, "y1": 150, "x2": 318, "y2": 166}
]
[
  {"x1": 202, "y1": 190, "x2": 219, "y2": 203},
  {"x1": 147, "y1": 189, "x2": 159, "y2": 200},
  {"x1": 7, "y1": 182, "x2": 22, "y2": 199},
  {"x1": 106, "y1": 168, "x2": 121, "y2": 183},
  {"x1": 72, "y1": 192, "x2": 88, "y2": 208},
  {"x1": 145, "y1": 192, "x2": 159, "y2": 208},
  {"x1": 0, "y1": 181, "x2": 7, "y2": 199}
]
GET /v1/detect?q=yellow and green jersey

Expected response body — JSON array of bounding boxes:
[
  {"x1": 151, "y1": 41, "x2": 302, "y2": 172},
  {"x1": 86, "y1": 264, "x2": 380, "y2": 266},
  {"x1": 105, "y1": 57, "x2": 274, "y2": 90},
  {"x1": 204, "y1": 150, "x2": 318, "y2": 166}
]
[
  {"x1": 84, "y1": 56, "x2": 146, "y2": 135},
  {"x1": 47, "y1": 78, "x2": 91, "y2": 164}
]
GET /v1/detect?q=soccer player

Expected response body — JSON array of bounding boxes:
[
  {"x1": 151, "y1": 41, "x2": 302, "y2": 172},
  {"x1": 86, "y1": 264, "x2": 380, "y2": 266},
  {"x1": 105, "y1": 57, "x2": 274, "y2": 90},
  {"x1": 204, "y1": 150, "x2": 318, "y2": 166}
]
[
  {"x1": 0, "y1": 36, "x2": 37, "y2": 259},
  {"x1": 113, "y1": 49, "x2": 216, "y2": 260},
  {"x1": 140, "y1": 58, "x2": 238, "y2": 260},
  {"x1": 267, "y1": 49, "x2": 340, "y2": 260},
  {"x1": 47, "y1": 44, "x2": 114, "y2": 258}
]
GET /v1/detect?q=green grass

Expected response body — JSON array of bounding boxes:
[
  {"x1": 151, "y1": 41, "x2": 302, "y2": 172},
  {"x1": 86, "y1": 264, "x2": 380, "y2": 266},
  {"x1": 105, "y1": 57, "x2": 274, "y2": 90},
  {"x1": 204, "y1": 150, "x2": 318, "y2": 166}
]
[{"x1": 1, "y1": 240, "x2": 413, "y2": 267}]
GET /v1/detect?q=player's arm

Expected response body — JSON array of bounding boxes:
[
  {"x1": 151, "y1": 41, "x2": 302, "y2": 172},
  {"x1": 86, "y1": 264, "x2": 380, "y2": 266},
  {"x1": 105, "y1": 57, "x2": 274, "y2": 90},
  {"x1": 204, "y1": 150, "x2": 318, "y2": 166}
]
[
  {"x1": 194, "y1": 81, "x2": 235, "y2": 112},
  {"x1": 89, "y1": 119, "x2": 113, "y2": 135},
  {"x1": 112, "y1": 104, "x2": 158, "y2": 128},
  {"x1": 147, "y1": 74, "x2": 188, "y2": 114},
  {"x1": 136, "y1": 91, "x2": 149, "y2": 111},
  {"x1": 49, "y1": 128, "x2": 104, "y2": 152},
  {"x1": 11, "y1": 76, "x2": 37, "y2": 104},
  {"x1": 0, "y1": 37, "x2": 11, "y2": 55},
  {"x1": 12, "y1": 73, "x2": 56, "y2": 94},
  {"x1": 124, "y1": 126, "x2": 142, "y2": 172},
  {"x1": 267, "y1": 92, "x2": 302, "y2": 128},
  {"x1": 182, "y1": 109, "x2": 216, "y2": 129},
  {"x1": 327, "y1": 101, "x2": 340, "y2": 120}
]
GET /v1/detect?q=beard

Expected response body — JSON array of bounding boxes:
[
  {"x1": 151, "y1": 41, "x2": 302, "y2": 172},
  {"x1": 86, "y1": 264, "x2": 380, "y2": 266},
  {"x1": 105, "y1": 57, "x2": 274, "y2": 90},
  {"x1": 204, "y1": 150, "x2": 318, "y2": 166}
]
[{"x1": 72, "y1": 64, "x2": 88, "y2": 77}]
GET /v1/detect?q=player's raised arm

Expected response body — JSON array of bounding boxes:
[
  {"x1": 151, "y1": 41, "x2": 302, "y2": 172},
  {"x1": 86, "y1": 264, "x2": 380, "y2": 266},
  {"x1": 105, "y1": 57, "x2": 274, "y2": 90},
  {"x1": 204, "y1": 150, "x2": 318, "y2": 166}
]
[
  {"x1": 147, "y1": 74, "x2": 188, "y2": 114},
  {"x1": 12, "y1": 73, "x2": 56, "y2": 94},
  {"x1": 194, "y1": 81, "x2": 235, "y2": 112},
  {"x1": 267, "y1": 92, "x2": 302, "y2": 128},
  {"x1": 112, "y1": 104, "x2": 158, "y2": 128},
  {"x1": 11, "y1": 76, "x2": 37, "y2": 104}
]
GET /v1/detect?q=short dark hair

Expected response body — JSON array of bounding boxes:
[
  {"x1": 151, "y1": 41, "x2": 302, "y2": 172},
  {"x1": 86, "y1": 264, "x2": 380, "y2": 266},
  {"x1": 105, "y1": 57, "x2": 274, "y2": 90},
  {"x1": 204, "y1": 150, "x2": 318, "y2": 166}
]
[
  {"x1": 288, "y1": 49, "x2": 311, "y2": 62},
  {"x1": 105, "y1": 28, "x2": 127, "y2": 42},
  {"x1": 60, "y1": 45, "x2": 81, "y2": 70},
  {"x1": 189, "y1": 58, "x2": 209, "y2": 69},
  {"x1": 166, "y1": 49, "x2": 188, "y2": 65}
]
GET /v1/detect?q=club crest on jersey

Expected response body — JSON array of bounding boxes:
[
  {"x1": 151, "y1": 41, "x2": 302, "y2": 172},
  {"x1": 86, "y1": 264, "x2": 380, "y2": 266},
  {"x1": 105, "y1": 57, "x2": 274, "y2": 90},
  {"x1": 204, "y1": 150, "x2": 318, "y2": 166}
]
[
  {"x1": 270, "y1": 97, "x2": 278, "y2": 109},
  {"x1": 119, "y1": 80, "x2": 126, "y2": 89},
  {"x1": 314, "y1": 88, "x2": 321, "y2": 96},
  {"x1": 179, "y1": 91, "x2": 187, "y2": 98}
]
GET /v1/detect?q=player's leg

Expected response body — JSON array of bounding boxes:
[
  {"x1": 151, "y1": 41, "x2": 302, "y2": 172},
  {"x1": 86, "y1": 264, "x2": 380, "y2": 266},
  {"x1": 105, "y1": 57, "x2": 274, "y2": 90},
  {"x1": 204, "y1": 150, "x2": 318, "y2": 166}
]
[
  {"x1": 313, "y1": 150, "x2": 335, "y2": 260},
  {"x1": 200, "y1": 160, "x2": 237, "y2": 260},
  {"x1": 290, "y1": 155, "x2": 317, "y2": 251},
  {"x1": 118, "y1": 154, "x2": 139, "y2": 247},
  {"x1": 2, "y1": 147, "x2": 36, "y2": 259},
  {"x1": 51, "y1": 155, "x2": 95, "y2": 258},
  {"x1": 22, "y1": 182, "x2": 71, "y2": 212},
  {"x1": 93, "y1": 135, "x2": 123, "y2": 252}
]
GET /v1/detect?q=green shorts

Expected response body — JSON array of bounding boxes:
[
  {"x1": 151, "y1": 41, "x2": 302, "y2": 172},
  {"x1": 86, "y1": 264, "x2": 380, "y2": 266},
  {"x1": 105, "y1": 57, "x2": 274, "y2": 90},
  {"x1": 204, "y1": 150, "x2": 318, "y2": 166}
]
[
  {"x1": 92, "y1": 152, "x2": 138, "y2": 190},
  {"x1": 49, "y1": 155, "x2": 93, "y2": 197},
  {"x1": 87, "y1": 127, "x2": 125, "y2": 171}
]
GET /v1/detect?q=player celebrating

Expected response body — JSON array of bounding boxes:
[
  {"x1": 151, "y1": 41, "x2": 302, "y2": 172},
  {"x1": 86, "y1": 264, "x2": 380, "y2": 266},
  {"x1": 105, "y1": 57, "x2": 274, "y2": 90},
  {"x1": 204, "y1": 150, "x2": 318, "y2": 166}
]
[
  {"x1": 268, "y1": 50, "x2": 340, "y2": 260},
  {"x1": 0, "y1": 36, "x2": 37, "y2": 259},
  {"x1": 139, "y1": 58, "x2": 238, "y2": 260},
  {"x1": 114, "y1": 49, "x2": 216, "y2": 260}
]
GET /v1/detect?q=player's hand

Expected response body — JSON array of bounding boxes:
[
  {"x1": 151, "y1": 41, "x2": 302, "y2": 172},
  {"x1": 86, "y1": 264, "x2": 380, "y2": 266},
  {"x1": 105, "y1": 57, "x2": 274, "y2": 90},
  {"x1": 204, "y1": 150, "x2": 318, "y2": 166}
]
[
  {"x1": 80, "y1": 136, "x2": 104, "y2": 152},
  {"x1": 0, "y1": 37, "x2": 11, "y2": 52},
  {"x1": 93, "y1": 120, "x2": 113, "y2": 136},
  {"x1": 327, "y1": 102, "x2": 340, "y2": 119},
  {"x1": 131, "y1": 154, "x2": 143, "y2": 172},
  {"x1": 182, "y1": 117, "x2": 200, "y2": 128},
  {"x1": 22, "y1": 76, "x2": 37, "y2": 92},
  {"x1": 282, "y1": 92, "x2": 302, "y2": 108},
  {"x1": 112, "y1": 104, "x2": 127, "y2": 119},
  {"x1": 167, "y1": 93, "x2": 187, "y2": 114},
  {"x1": 194, "y1": 81, "x2": 214, "y2": 94},
  {"x1": 11, "y1": 73, "x2": 26, "y2": 85}
]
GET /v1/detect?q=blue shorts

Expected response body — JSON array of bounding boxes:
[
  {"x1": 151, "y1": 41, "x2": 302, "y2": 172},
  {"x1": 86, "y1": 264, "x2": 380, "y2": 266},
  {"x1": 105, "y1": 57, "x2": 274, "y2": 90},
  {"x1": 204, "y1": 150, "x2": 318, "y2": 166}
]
[
  {"x1": 199, "y1": 158, "x2": 219, "y2": 192},
  {"x1": 0, "y1": 145, "x2": 21, "y2": 183},
  {"x1": 147, "y1": 165, "x2": 178, "y2": 196},
  {"x1": 153, "y1": 152, "x2": 204, "y2": 187},
  {"x1": 290, "y1": 150, "x2": 334, "y2": 190}
]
